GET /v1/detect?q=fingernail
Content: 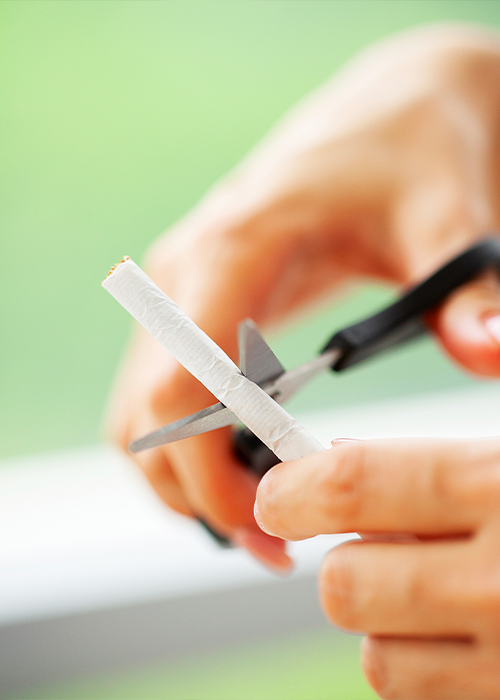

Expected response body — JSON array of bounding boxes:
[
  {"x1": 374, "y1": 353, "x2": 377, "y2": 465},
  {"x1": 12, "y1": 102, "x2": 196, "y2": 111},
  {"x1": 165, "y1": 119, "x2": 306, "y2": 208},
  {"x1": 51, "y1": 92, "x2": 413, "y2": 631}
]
[
  {"x1": 484, "y1": 315, "x2": 500, "y2": 344},
  {"x1": 331, "y1": 437, "x2": 360, "y2": 446},
  {"x1": 254, "y1": 502, "x2": 274, "y2": 536},
  {"x1": 233, "y1": 528, "x2": 294, "y2": 575},
  {"x1": 253, "y1": 502, "x2": 264, "y2": 529}
]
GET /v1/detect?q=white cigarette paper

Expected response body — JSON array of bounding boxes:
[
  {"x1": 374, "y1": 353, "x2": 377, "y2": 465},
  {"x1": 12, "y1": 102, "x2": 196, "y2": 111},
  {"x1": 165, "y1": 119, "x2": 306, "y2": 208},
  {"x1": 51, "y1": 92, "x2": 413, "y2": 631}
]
[{"x1": 103, "y1": 258, "x2": 325, "y2": 462}]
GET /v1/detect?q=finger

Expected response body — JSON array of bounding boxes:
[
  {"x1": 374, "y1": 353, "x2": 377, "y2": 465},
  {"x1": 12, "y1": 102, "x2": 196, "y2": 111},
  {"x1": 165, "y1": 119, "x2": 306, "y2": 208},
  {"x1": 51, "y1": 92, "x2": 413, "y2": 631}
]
[
  {"x1": 148, "y1": 360, "x2": 260, "y2": 533},
  {"x1": 361, "y1": 636, "x2": 499, "y2": 700},
  {"x1": 232, "y1": 528, "x2": 294, "y2": 574},
  {"x1": 255, "y1": 438, "x2": 500, "y2": 540},
  {"x1": 144, "y1": 346, "x2": 292, "y2": 571},
  {"x1": 136, "y1": 431, "x2": 292, "y2": 571},
  {"x1": 431, "y1": 270, "x2": 500, "y2": 376},
  {"x1": 134, "y1": 446, "x2": 193, "y2": 518},
  {"x1": 319, "y1": 540, "x2": 472, "y2": 637},
  {"x1": 167, "y1": 428, "x2": 259, "y2": 531},
  {"x1": 109, "y1": 356, "x2": 195, "y2": 519},
  {"x1": 167, "y1": 429, "x2": 293, "y2": 572}
]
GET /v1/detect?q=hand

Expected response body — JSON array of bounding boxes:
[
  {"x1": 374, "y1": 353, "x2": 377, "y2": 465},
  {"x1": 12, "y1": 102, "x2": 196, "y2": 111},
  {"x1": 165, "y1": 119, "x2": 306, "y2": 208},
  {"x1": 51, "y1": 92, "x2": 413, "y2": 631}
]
[
  {"x1": 255, "y1": 437, "x2": 500, "y2": 699},
  {"x1": 106, "y1": 25, "x2": 500, "y2": 570}
]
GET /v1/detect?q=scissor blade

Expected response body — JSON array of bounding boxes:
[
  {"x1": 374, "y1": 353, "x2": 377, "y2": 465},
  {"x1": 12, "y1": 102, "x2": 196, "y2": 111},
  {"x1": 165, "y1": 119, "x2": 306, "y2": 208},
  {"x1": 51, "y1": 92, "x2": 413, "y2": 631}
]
[
  {"x1": 262, "y1": 348, "x2": 341, "y2": 404},
  {"x1": 238, "y1": 318, "x2": 285, "y2": 385},
  {"x1": 130, "y1": 336, "x2": 340, "y2": 453},
  {"x1": 128, "y1": 402, "x2": 239, "y2": 453}
]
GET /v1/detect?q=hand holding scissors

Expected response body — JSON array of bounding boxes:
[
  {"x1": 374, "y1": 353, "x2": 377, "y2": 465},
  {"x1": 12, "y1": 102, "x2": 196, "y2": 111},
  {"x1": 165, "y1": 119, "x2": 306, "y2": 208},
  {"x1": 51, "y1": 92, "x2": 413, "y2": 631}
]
[{"x1": 105, "y1": 26, "x2": 500, "y2": 570}]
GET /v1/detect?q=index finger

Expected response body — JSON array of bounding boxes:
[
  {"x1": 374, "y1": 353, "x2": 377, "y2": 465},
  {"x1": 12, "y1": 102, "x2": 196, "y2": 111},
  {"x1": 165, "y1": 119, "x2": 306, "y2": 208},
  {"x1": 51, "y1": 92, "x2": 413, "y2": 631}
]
[{"x1": 255, "y1": 437, "x2": 500, "y2": 540}]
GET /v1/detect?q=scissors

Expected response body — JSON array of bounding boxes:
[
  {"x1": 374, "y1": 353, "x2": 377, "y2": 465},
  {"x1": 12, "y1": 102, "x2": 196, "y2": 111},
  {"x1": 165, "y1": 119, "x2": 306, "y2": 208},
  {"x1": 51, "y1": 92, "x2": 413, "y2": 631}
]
[{"x1": 129, "y1": 236, "x2": 500, "y2": 545}]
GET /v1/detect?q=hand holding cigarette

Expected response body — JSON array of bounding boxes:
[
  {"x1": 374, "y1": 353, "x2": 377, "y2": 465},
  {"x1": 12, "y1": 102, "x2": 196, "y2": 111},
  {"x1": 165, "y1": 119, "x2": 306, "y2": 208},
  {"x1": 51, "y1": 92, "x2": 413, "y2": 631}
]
[{"x1": 103, "y1": 258, "x2": 324, "y2": 463}]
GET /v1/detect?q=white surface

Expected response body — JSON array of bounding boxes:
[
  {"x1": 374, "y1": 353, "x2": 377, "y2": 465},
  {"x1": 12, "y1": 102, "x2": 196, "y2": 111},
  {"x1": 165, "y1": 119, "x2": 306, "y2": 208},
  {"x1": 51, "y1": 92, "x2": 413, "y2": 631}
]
[
  {"x1": 102, "y1": 258, "x2": 324, "y2": 460},
  {"x1": 0, "y1": 447, "x2": 338, "y2": 626},
  {"x1": 0, "y1": 383, "x2": 498, "y2": 626}
]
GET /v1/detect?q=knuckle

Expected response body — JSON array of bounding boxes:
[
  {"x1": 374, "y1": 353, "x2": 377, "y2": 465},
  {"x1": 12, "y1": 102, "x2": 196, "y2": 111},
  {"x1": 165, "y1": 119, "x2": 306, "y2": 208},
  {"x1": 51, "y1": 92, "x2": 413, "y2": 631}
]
[
  {"x1": 427, "y1": 451, "x2": 456, "y2": 504},
  {"x1": 321, "y1": 442, "x2": 367, "y2": 530},
  {"x1": 405, "y1": 568, "x2": 433, "y2": 611},
  {"x1": 392, "y1": 551, "x2": 433, "y2": 611},
  {"x1": 442, "y1": 442, "x2": 500, "y2": 511},
  {"x1": 426, "y1": 442, "x2": 500, "y2": 508},
  {"x1": 320, "y1": 544, "x2": 361, "y2": 631}
]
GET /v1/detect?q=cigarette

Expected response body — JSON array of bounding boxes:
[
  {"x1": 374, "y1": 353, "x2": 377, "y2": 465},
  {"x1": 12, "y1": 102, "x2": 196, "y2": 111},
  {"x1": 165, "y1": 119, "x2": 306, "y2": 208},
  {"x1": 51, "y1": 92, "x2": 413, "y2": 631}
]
[{"x1": 102, "y1": 258, "x2": 325, "y2": 462}]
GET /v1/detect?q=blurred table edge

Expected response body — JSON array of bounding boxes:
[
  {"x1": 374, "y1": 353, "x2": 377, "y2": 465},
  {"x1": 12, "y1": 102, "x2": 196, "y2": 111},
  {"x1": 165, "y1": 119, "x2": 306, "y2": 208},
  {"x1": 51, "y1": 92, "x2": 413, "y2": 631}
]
[{"x1": 0, "y1": 383, "x2": 499, "y2": 695}]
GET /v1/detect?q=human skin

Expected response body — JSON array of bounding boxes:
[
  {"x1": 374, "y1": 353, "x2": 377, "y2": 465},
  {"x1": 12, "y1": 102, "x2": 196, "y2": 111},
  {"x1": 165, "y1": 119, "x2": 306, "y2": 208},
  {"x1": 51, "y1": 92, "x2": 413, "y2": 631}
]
[
  {"x1": 106, "y1": 24, "x2": 500, "y2": 696},
  {"x1": 255, "y1": 438, "x2": 500, "y2": 699}
]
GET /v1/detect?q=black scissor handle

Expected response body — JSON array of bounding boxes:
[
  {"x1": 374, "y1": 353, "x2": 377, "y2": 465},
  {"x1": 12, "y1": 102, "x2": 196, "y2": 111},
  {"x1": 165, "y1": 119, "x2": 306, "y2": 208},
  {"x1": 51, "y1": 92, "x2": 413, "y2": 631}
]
[
  {"x1": 218, "y1": 236, "x2": 500, "y2": 546},
  {"x1": 233, "y1": 235, "x2": 500, "y2": 482},
  {"x1": 322, "y1": 236, "x2": 500, "y2": 371}
]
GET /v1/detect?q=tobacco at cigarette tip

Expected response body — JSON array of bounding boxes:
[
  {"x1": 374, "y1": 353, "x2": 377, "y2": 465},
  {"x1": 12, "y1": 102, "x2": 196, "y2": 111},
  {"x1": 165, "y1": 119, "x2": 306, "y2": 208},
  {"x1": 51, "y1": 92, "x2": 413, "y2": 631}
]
[{"x1": 103, "y1": 256, "x2": 130, "y2": 282}]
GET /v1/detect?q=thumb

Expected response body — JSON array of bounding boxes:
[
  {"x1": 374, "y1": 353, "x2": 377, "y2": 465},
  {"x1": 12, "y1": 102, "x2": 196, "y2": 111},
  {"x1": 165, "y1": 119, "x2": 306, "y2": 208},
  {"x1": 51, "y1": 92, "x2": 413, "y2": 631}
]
[{"x1": 430, "y1": 270, "x2": 500, "y2": 376}]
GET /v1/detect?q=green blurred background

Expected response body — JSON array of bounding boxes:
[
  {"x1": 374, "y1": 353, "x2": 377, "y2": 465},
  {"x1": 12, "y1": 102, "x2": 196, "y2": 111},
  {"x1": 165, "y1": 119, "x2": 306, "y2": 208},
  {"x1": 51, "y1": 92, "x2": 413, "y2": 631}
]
[
  {"x1": 2, "y1": 0, "x2": 500, "y2": 461},
  {"x1": 2, "y1": 2, "x2": 499, "y2": 698}
]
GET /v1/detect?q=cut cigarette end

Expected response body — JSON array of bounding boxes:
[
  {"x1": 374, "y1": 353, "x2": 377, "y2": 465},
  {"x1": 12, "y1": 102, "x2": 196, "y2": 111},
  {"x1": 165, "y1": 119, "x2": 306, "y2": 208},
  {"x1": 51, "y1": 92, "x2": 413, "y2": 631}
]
[
  {"x1": 103, "y1": 256, "x2": 131, "y2": 282},
  {"x1": 102, "y1": 257, "x2": 325, "y2": 462}
]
